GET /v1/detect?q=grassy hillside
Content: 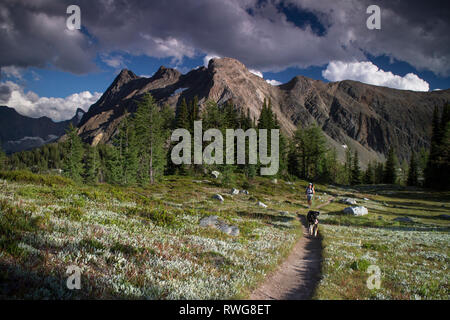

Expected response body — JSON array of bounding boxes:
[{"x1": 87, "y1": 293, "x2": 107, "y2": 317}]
[{"x1": 0, "y1": 171, "x2": 448, "y2": 299}]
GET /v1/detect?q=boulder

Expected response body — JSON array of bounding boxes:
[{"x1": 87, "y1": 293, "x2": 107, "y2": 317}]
[
  {"x1": 211, "y1": 171, "x2": 220, "y2": 179},
  {"x1": 343, "y1": 206, "x2": 368, "y2": 216},
  {"x1": 258, "y1": 201, "x2": 268, "y2": 208},
  {"x1": 199, "y1": 216, "x2": 239, "y2": 236},
  {"x1": 240, "y1": 190, "x2": 249, "y2": 195},
  {"x1": 199, "y1": 215, "x2": 219, "y2": 227},
  {"x1": 213, "y1": 194, "x2": 224, "y2": 202},
  {"x1": 279, "y1": 211, "x2": 289, "y2": 215},
  {"x1": 340, "y1": 198, "x2": 357, "y2": 205},
  {"x1": 230, "y1": 188, "x2": 239, "y2": 195},
  {"x1": 393, "y1": 217, "x2": 414, "y2": 223}
]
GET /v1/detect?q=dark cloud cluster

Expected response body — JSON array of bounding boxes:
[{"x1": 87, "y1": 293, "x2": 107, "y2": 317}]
[{"x1": 1, "y1": 0, "x2": 449, "y2": 75}]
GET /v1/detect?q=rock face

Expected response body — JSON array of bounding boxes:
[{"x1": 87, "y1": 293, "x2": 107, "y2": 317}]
[
  {"x1": 0, "y1": 106, "x2": 85, "y2": 153},
  {"x1": 75, "y1": 57, "x2": 450, "y2": 164},
  {"x1": 343, "y1": 206, "x2": 368, "y2": 216}
]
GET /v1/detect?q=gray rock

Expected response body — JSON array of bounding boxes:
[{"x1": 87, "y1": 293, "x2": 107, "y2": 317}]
[
  {"x1": 230, "y1": 188, "x2": 239, "y2": 195},
  {"x1": 240, "y1": 190, "x2": 249, "y2": 195},
  {"x1": 340, "y1": 198, "x2": 357, "y2": 205},
  {"x1": 279, "y1": 211, "x2": 289, "y2": 215},
  {"x1": 393, "y1": 217, "x2": 414, "y2": 223},
  {"x1": 199, "y1": 215, "x2": 219, "y2": 227},
  {"x1": 211, "y1": 171, "x2": 220, "y2": 179},
  {"x1": 199, "y1": 216, "x2": 239, "y2": 236},
  {"x1": 363, "y1": 198, "x2": 369, "y2": 201},
  {"x1": 285, "y1": 181, "x2": 293, "y2": 185},
  {"x1": 343, "y1": 206, "x2": 368, "y2": 216},
  {"x1": 213, "y1": 194, "x2": 224, "y2": 202},
  {"x1": 257, "y1": 201, "x2": 268, "y2": 208},
  {"x1": 229, "y1": 226, "x2": 240, "y2": 236}
]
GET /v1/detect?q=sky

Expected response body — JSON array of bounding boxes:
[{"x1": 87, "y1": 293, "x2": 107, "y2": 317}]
[{"x1": 0, "y1": 0, "x2": 449, "y2": 121}]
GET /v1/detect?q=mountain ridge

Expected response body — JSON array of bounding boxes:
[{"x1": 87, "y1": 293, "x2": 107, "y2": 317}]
[
  {"x1": 0, "y1": 106, "x2": 85, "y2": 153},
  {"x1": 73, "y1": 57, "x2": 450, "y2": 165}
]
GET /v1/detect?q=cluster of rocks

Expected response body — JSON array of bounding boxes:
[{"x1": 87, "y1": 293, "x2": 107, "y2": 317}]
[{"x1": 199, "y1": 215, "x2": 239, "y2": 236}]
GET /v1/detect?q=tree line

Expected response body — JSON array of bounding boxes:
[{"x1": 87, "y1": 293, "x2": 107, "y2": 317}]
[{"x1": 1, "y1": 96, "x2": 448, "y2": 189}]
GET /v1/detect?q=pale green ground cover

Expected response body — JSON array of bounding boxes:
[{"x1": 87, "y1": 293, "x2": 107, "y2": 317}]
[
  {"x1": 315, "y1": 185, "x2": 450, "y2": 300},
  {"x1": 1, "y1": 172, "x2": 448, "y2": 300},
  {"x1": 0, "y1": 173, "x2": 309, "y2": 299}
]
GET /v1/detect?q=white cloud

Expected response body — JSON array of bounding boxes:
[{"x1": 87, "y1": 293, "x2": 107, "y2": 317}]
[
  {"x1": 1, "y1": 66, "x2": 23, "y2": 79},
  {"x1": 322, "y1": 61, "x2": 430, "y2": 92},
  {"x1": 100, "y1": 53, "x2": 127, "y2": 69},
  {"x1": 203, "y1": 54, "x2": 221, "y2": 67},
  {"x1": 249, "y1": 69, "x2": 263, "y2": 78},
  {"x1": 266, "y1": 79, "x2": 282, "y2": 86},
  {"x1": 0, "y1": 81, "x2": 102, "y2": 121}
]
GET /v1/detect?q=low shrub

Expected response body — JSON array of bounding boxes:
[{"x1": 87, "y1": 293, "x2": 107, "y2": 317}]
[{"x1": 0, "y1": 170, "x2": 73, "y2": 187}]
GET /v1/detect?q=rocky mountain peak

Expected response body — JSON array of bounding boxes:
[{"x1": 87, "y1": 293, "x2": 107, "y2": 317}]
[{"x1": 152, "y1": 65, "x2": 181, "y2": 80}]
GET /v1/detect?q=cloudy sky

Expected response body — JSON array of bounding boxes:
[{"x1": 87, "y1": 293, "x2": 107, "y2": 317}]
[{"x1": 0, "y1": 0, "x2": 449, "y2": 121}]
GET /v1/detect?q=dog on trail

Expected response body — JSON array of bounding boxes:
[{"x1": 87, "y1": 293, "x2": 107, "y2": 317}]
[{"x1": 307, "y1": 210, "x2": 320, "y2": 237}]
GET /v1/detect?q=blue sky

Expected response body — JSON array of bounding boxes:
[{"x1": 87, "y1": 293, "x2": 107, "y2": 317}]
[{"x1": 1, "y1": 0, "x2": 449, "y2": 120}]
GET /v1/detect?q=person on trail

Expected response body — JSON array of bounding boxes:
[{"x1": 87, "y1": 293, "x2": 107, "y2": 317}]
[{"x1": 305, "y1": 183, "x2": 315, "y2": 207}]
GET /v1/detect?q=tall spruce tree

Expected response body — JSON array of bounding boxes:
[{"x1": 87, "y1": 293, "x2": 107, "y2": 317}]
[
  {"x1": 351, "y1": 151, "x2": 361, "y2": 185},
  {"x1": 84, "y1": 145, "x2": 100, "y2": 184},
  {"x1": 134, "y1": 94, "x2": 166, "y2": 184},
  {"x1": 383, "y1": 147, "x2": 397, "y2": 184},
  {"x1": 363, "y1": 161, "x2": 375, "y2": 184},
  {"x1": 62, "y1": 124, "x2": 84, "y2": 182},
  {"x1": 407, "y1": 152, "x2": 419, "y2": 186}
]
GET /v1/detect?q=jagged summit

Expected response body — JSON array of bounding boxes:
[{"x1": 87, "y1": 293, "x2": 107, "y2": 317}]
[{"x1": 75, "y1": 57, "x2": 450, "y2": 165}]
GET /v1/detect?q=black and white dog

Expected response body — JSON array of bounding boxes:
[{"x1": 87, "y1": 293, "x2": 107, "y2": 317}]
[{"x1": 307, "y1": 210, "x2": 320, "y2": 237}]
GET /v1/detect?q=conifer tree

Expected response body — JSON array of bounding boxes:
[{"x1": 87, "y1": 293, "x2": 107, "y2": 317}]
[
  {"x1": 84, "y1": 145, "x2": 100, "y2": 184},
  {"x1": 383, "y1": 147, "x2": 397, "y2": 184},
  {"x1": 0, "y1": 143, "x2": 6, "y2": 170},
  {"x1": 407, "y1": 152, "x2": 419, "y2": 186},
  {"x1": 134, "y1": 94, "x2": 166, "y2": 184},
  {"x1": 175, "y1": 98, "x2": 190, "y2": 130},
  {"x1": 363, "y1": 161, "x2": 375, "y2": 184},
  {"x1": 351, "y1": 151, "x2": 361, "y2": 185},
  {"x1": 62, "y1": 124, "x2": 84, "y2": 182}
]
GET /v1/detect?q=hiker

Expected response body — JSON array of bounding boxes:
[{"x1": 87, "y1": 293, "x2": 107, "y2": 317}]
[{"x1": 305, "y1": 182, "x2": 315, "y2": 207}]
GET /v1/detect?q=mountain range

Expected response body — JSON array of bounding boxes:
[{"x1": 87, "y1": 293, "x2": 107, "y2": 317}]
[
  {"x1": 2, "y1": 57, "x2": 449, "y2": 164},
  {"x1": 0, "y1": 106, "x2": 84, "y2": 154},
  {"x1": 76, "y1": 57, "x2": 450, "y2": 165}
]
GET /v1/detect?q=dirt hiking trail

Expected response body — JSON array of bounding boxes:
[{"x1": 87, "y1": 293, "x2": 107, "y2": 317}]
[{"x1": 250, "y1": 197, "x2": 334, "y2": 300}]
